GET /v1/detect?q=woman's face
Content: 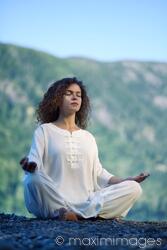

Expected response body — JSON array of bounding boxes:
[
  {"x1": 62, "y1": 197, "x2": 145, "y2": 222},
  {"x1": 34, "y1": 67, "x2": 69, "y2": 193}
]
[{"x1": 60, "y1": 83, "x2": 82, "y2": 115}]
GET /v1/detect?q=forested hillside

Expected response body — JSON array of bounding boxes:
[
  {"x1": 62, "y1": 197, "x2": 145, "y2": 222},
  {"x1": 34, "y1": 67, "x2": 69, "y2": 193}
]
[{"x1": 0, "y1": 43, "x2": 167, "y2": 220}]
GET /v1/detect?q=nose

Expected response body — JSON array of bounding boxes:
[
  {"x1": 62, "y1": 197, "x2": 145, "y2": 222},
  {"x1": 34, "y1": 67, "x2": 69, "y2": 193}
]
[{"x1": 71, "y1": 93, "x2": 78, "y2": 99}]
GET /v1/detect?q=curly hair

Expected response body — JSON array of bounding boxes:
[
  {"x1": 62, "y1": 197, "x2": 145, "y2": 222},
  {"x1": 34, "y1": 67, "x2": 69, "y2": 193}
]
[{"x1": 36, "y1": 77, "x2": 91, "y2": 129}]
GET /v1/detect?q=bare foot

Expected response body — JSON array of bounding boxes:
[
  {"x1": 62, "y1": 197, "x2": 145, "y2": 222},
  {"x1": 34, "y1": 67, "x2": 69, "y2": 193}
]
[
  {"x1": 58, "y1": 208, "x2": 78, "y2": 221},
  {"x1": 113, "y1": 217, "x2": 124, "y2": 222}
]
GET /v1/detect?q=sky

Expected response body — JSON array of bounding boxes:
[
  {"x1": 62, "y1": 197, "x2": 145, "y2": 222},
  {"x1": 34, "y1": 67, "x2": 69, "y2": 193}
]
[{"x1": 1, "y1": 0, "x2": 167, "y2": 62}]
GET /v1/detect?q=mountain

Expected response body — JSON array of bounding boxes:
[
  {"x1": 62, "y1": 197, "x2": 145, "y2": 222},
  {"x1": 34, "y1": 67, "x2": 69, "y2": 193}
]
[{"x1": 0, "y1": 42, "x2": 167, "y2": 220}]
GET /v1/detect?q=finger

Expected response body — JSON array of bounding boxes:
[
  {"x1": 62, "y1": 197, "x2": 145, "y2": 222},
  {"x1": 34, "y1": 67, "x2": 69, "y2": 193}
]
[
  {"x1": 23, "y1": 164, "x2": 35, "y2": 172},
  {"x1": 27, "y1": 162, "x2": 37, "y2": 172},
  {"x1": 28, "y1": 165, "x2": 35, "y2": 172},
  {"x1": 28, "y1": 167, "x2": 35, "y2": 173},
  {"x1": 20, "y1": 157, "x2": 27, "y2": 165},
  {"x1": 144, "y1": 172, "x2": 150, "y2": 177},
  {"x1": 142, "y1": 172, "x2": 150, "y2": 177},
  {"x1": 22, "y1": 162, "x2": 28, "y2": 171},
  {"x1": 139, "y1": 175, "x2": 149, "y2": 182},
  {"x1": 28, "y1": 167, "x2": 36, "y2": 173},
  {"x1": 136, "y1": 175, "x2": 146, "y2": 183},
  {"x1": 20, "y1": 157, "x2": 28, "y2": 165},
  {"x1": 29, "y1": 162, "x2": 37, "y2": 169}
]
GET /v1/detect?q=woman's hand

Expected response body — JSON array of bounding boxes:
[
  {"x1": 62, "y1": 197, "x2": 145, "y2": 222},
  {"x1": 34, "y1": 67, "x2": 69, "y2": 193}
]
[
  {"x1": 108, "y1": 172, "x2": 150, "y2": 185},
  {"x1": 131, "y1": 172, "x2": 150, "y2": 183},
  {"x1": 20, "y1": 157, "x2": 37, "y2": 173}
]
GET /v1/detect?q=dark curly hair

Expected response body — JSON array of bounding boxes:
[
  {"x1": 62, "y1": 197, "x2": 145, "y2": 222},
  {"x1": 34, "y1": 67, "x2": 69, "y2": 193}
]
[{"x1": 36, "y1": 77, "x2": 91, "y2": 129}]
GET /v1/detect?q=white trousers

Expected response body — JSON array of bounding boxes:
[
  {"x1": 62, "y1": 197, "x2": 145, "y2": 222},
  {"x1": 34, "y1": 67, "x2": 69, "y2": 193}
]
[{"x1": 23, "y1": 171, "x2": 142, "y2": 219}]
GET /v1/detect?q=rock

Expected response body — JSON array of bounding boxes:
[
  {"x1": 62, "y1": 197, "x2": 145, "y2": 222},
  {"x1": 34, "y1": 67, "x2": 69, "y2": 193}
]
[{"x1": 0, "y1": 214, "x2": 167, "y2": 249}]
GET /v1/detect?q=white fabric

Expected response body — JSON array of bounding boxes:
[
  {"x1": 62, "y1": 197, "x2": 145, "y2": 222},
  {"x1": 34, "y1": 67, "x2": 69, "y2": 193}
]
[
  {"x1": 23, "y1": 123, "x2": 142, "y2": 219},
  {"x1": 24, "y1": 172, "x2": 142, "y2": 219}
]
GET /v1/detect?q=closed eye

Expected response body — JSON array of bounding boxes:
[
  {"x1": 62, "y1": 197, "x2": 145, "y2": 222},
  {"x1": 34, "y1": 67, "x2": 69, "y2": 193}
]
[{"x1": 64, "y1": 90, "x2": 82, "y2": 97}]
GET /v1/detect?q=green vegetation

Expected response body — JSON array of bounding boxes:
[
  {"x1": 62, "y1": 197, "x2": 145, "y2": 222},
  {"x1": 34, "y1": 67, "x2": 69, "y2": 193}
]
[{"x1": 0, "y1": 43, "x2": 167, "y2": 220}]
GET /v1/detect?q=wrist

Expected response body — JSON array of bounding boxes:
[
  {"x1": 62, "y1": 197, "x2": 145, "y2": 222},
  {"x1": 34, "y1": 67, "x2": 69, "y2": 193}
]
[{"x1": 123, "y1": 176, "x2": 134, "y2": 182}]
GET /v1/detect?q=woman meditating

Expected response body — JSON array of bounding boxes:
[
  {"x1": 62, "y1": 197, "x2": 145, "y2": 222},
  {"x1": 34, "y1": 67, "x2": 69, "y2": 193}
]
[{"x1": 20, "y1": 77, "x2": 150, "y2": 221}]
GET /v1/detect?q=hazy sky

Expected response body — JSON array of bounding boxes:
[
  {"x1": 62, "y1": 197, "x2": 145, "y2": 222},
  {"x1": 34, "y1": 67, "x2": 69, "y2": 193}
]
[{"x1": 1, "y1": 0, "x2": 167, "y2": 62}]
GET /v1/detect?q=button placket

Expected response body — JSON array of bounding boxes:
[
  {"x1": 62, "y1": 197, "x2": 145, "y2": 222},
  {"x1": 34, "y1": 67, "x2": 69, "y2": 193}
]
[{"x1": 65, "y1": 135, "x2": 81, "y2": 168}]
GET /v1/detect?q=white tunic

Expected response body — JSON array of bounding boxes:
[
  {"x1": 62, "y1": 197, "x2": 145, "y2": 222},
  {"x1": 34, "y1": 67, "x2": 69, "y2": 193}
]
[{"x1": 26, "y1": 123, "x2": 114, "y2": 217}]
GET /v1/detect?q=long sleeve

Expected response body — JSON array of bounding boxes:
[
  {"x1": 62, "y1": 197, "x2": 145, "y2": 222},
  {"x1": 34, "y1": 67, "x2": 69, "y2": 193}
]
[
  {"x1": 93, "y1": 137, "x2": 114, "y2": 190},
  {"x1": 27, "y1": 125, "x2": 45, "y2": 171}
]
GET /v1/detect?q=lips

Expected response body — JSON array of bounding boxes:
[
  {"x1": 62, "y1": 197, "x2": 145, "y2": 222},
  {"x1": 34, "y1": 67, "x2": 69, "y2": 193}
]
[{"x1": 71, "y1": 102, "x2": 78, "y2": 105}]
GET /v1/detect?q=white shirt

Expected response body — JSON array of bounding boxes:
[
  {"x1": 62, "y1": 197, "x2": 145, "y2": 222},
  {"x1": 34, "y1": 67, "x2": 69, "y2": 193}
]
[{"x1": 27, "y1": 123, "x2": 114, "y2": 211}]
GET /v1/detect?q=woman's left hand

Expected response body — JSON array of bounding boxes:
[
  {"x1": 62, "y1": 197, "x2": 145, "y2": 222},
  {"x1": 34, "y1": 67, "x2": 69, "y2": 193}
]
[{"x1": 132, "y1": 172, "x2": 150, "y2": 183}]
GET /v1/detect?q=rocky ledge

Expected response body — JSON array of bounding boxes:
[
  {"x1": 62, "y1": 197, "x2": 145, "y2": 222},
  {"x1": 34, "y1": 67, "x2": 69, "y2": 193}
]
[{"x1": 0, "y1": 213, "x2": 167, "y2": 250}]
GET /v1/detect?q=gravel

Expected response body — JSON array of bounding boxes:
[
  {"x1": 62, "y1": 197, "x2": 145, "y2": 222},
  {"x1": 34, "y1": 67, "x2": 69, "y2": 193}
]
[{"x1": 0, "y1": 213, "x2": 167, "y2": 249}]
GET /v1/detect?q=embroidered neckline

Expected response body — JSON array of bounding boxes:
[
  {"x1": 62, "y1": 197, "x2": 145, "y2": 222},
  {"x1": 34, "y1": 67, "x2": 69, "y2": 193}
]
[{"x1": 48, "y1": 123, "x2": 82, "y2": 135}]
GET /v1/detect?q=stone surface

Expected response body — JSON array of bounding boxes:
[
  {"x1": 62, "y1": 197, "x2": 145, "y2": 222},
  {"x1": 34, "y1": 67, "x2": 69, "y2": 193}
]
[{"x1": 0, "y1": 213, "x2": 167, "y2": 249}]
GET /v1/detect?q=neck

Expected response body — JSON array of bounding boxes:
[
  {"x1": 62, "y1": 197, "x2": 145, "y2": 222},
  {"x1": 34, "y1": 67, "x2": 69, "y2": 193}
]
[{"x1": 56, "y1": 113, "x2": 76, "y2": 129}]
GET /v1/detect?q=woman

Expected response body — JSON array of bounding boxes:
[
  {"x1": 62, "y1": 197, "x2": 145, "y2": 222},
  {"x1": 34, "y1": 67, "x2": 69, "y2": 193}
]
[{"x1": 20, "y1": 77, "x2": 150, "y2": 221}]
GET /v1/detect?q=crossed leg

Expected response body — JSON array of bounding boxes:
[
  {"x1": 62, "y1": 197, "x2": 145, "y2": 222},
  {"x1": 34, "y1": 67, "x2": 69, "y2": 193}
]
[
  {"x1": 97, "y1": 180, "x2": 142, "y2": 219},
  {"x1": 23, "y1": 172, "x2": 142, "y2": 220},
  {"x1": 23, "y1": 171, "x2": 79, "y2": 220}
]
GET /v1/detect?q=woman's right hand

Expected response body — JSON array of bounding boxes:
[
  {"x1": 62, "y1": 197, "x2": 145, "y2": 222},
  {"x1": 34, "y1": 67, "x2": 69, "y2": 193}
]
[{"x1": 20, "y1": 157, "x2": 37, "y2": 173}]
